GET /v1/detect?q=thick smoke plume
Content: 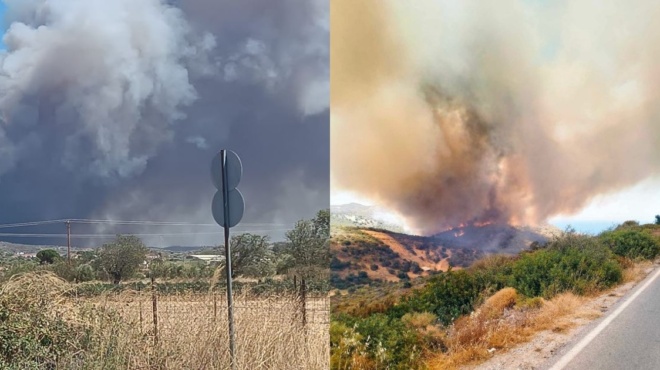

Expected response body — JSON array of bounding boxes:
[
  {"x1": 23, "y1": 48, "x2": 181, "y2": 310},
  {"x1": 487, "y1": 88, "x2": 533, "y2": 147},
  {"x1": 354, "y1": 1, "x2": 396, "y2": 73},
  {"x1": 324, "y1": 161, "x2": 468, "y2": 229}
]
[
  {"x1": 0, "y1": 0, "x2": 214, "y2": 179},
  {"x1": 0, "y1": 0, "x2": 328, "y2": 246},
  {"x1": 331, "y1": 0, "x2": 660, "y2": 235}
]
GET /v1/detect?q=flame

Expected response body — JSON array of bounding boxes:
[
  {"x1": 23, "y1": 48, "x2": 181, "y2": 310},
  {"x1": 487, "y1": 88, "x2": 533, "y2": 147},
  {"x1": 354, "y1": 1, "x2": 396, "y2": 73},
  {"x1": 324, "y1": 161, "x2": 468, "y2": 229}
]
[
  {"x1": 454, "y1": 230, "x2": 465, "y2": 237},
  {"x1": 473, "y1": 221, "x2": 494, "y2": 227}
]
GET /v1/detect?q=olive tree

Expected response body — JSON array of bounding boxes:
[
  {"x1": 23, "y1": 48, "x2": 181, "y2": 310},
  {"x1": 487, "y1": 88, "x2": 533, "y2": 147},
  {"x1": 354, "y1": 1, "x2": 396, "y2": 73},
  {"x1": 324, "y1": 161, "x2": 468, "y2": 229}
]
[
  {"x1": 219, "y1": 233, "x2": 275, "y2": 278},
  {"x1": 279, "y1": 209, "x2": 330, "y2": 277},
  {"x1": 98, "y1": 235, "x2": 149, "y2": 284}
]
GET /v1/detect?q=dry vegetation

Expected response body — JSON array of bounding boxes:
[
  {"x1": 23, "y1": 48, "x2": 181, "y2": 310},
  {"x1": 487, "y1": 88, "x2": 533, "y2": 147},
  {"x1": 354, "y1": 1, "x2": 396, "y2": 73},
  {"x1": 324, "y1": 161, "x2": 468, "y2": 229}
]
[
  {"x1": 331, "y1": 224, "x2": 660, "y2": 369},
  {"x1": 425, "y1": 289, "x2": 600, "y2": 369},
  {"x1": 331, "y1": 226, "x2": 483, "y2": 290},
  {"x1": 0, "y1": 272, "x2": 329, "y2": 369}
]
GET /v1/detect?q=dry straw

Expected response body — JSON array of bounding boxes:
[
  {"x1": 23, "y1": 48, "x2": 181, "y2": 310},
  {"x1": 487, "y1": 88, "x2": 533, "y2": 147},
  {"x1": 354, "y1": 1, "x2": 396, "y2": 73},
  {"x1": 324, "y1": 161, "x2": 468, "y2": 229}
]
[{"x1": 0, "y1": 271, "x2": 329, "y2": 369}]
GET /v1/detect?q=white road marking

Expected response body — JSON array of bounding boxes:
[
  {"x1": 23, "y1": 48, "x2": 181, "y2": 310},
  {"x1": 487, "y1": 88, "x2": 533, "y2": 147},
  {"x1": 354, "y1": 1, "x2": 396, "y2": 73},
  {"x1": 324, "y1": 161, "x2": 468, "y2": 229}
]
[{"x1": 548, "y1": 266, "x2": 660, "y2": 370}]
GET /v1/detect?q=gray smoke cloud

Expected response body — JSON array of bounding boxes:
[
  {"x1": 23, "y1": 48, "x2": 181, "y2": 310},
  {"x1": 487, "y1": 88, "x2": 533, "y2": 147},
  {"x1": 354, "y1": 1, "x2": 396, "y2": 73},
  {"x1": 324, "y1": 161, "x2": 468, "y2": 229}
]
[
  {"x1": 331, "y1": 0, "x2": 660, "y2": 235},
  {"x1": 0, "y1": 0, "x2": 329, "y2": 246}
]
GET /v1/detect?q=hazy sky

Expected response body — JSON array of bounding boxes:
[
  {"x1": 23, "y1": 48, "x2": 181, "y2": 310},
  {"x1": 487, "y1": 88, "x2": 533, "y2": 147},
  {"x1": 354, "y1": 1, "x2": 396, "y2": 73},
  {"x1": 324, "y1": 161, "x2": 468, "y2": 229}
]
[
  {"x1": 332, "y1": 177, "x2": 660, "y2": 234},
  {"x1": 0, "y1": 0, "x2": 329, "y2": 247}
]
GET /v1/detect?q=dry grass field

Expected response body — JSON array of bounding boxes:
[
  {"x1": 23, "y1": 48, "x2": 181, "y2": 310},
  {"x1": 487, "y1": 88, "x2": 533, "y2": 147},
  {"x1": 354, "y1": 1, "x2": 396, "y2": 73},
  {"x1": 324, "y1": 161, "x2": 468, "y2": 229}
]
[{"x1": 0, "y1": 272, "x2": 329, "y2": 370}]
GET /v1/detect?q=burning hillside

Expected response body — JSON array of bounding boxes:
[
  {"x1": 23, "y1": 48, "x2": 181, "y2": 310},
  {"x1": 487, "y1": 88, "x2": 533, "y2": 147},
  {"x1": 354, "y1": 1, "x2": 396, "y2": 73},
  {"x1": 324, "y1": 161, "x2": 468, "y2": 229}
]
[{"x1": 432, "y1": 222, "x2": 560, "y2": 254}]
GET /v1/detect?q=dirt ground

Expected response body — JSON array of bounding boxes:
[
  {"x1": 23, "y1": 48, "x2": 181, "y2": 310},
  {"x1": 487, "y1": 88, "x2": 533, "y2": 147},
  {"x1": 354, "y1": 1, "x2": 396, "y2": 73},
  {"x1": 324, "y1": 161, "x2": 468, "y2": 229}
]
[{"x1": 462, "y1": 262, "x2": 659, "y2": 370}]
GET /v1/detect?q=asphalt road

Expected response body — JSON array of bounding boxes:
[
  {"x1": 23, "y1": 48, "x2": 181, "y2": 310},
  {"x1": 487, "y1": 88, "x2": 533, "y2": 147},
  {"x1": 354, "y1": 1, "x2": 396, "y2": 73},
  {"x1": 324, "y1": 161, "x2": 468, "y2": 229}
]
[{"x1": 545, "y1": 266, "x2": 660, "y2": 370}]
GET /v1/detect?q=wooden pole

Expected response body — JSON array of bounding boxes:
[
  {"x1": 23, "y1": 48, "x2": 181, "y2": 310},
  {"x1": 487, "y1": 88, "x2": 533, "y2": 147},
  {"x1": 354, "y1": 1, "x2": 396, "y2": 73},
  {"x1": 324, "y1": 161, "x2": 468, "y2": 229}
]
[
  {"x1": 66, "y1": 220, "x2": 71, "y2": 265},
  {"x1": 152, "y1": 276, "x2": 158, "y2": 346}
]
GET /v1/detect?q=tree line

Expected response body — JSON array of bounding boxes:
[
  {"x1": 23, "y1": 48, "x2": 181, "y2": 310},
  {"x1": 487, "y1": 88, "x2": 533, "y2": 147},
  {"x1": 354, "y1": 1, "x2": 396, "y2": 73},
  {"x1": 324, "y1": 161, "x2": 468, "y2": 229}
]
[{"x1": 1, "y1": 210, "x2": 329, "y2": 284}]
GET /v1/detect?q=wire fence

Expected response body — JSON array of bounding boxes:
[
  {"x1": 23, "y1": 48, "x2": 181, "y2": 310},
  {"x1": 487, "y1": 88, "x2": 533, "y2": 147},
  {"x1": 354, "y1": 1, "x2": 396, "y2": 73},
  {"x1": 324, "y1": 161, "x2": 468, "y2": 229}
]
[{"x1": 75, "y1": 277, "x2": 330, "y2": 369}]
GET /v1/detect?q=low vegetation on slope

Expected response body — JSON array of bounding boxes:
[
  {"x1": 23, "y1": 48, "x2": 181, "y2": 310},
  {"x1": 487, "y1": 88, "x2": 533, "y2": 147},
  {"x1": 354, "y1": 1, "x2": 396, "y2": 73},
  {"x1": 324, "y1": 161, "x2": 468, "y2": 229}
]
[
  {"x1": 331, "y1": 227, "x2": 483, "y2": 290},
  {"x1": 330, "y1": 222, "x2": 660, "y2": 370}
]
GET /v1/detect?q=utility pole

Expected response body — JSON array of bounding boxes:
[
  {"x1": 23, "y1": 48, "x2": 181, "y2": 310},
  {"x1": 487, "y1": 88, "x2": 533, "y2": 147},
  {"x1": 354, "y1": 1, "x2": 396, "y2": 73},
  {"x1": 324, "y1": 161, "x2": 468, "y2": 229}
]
[{"x1": 66, "y1": 220, "x2": 71, "y2": 265}]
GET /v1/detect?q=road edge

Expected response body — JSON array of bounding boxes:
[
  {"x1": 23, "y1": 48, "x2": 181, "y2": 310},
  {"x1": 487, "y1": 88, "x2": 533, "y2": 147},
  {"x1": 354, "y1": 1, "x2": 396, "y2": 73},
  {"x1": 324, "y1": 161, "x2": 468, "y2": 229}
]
[{"x1": 543, "y1": 262, "x2": 660, "y2": 370}]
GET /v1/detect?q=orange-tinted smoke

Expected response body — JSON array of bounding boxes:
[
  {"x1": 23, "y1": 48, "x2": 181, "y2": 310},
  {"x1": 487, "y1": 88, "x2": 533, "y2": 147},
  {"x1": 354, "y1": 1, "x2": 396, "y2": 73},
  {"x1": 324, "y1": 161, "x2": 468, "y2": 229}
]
[{"x1": 331, "y1": 0, "x2": 660, "y2": 235}]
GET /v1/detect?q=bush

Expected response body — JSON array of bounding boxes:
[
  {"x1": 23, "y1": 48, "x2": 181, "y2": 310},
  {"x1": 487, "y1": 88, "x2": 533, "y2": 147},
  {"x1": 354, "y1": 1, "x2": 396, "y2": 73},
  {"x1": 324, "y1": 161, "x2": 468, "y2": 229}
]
[
  {"x1": 49, "y1": 262, "x2": 77, "y2": 282},
  {"x1": 0, "y1": 273, "x2": 93, "y2": 368},
  {"x1": 509, "y1": 233, "x2": 622, "y2": 298},
  {"x1": 75, "y1": 264, "x2": 96, "y2": 282},
  {"x1": 600, "y1": 229, "x2": 660, "y2": 260},
  {"x1": 330, "y1": 257, "x2": 350, "y2": 270},
  {"x1": 401, "y1": 270, "x2": 483, "y2": 325},
  {"x1": 352, "y1": 314, "x2": 424, "y2": 369},
  {"x1": 36, "y1": 249, "x2": 62, "y2": 265}
]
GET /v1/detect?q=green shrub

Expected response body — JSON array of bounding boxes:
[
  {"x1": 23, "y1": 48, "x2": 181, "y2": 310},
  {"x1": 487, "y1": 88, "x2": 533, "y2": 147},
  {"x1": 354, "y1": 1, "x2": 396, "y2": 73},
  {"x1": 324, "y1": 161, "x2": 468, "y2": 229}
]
[
  {"x1": 0, "y1": 274, "x2": 89, "y2": 368},
  {"x1": 49, "y1": 262, "x2": 77, "y2": 282},
  {"x1": 330, "y1": 321, "x2": 367, "y2": 369},
  {"x1": 510, "y1": 233, "x2": 622, "y2": 298},
  {"x1": 352, "y1": 313, "x2": 424, "y2": 369},
  {"x1": 469, "y1": 254, "x2": 516, "y2": 293},
  {"x1": 401, "y1": 270, "x2": 483, "y2": 325},
  {"x1": 75, "y1": 264, "x2": 96, "y2": 282},
  {"x1": 600, "y1": 229, "x2": 660, "y2": 260}
]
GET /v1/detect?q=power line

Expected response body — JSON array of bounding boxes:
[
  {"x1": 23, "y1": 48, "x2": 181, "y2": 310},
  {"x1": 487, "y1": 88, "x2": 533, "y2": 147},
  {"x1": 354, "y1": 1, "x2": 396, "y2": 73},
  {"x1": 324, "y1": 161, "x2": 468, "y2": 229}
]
[
  {"x1": 0, "y1": 229, "x2": 292, "y2": 239},
  {"x1": 0, "y1": 218, "x2": 293, "y2": 229},
  {"x1": 70, "y1": 218, "x2": 292, "y2": 226},
  {"x1": 68, "y1": 219, "x2": 290, "y2": 226},
  {"x1": 0, "y1": 219, "x2": 70, "y2": 229}
]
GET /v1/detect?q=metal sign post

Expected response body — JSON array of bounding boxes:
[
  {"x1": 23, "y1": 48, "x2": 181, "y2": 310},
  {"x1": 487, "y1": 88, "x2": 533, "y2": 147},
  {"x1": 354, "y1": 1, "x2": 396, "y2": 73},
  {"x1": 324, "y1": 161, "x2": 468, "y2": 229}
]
[
  {"x1": 211, "y1": 149, "x2": 244, "y2": 370},
  {"x1": 221, "y1": 151, "x2": 236, "y2": 369}
]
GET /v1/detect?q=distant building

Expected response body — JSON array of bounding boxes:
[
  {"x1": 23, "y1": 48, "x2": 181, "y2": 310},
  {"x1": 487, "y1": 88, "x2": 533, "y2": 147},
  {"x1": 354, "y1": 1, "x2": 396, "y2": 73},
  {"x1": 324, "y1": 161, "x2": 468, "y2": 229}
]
[
  {"x1": 16, "y1": 252, "x2": 37, "y2": 259},
  {"x1": 189, "y1": 255, "x2": 224, "y2": 263}
]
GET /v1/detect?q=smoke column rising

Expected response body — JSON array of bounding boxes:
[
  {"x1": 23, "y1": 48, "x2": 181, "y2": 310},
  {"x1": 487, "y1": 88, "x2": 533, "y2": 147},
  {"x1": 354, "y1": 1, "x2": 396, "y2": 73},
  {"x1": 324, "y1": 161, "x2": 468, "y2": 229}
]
[
  {"x1": 331, "y1": 0, "x2": 660, "y2": 235},
  {"x1": 0, "y1": 0, "x2": 214, "y2": 179},
  {"x1": 0, "y1": 0, "x2": 329, "y2": 246}
]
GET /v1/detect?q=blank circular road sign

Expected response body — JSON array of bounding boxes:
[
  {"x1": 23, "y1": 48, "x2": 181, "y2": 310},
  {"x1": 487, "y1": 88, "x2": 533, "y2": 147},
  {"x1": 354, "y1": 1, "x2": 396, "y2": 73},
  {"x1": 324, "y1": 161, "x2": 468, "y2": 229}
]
[
  {"x1": 211, "y1": 150, "x2": 242, "y2": 191},
  {"x1": 211, "y1": 188, "x2": 245, "y2": 228}
]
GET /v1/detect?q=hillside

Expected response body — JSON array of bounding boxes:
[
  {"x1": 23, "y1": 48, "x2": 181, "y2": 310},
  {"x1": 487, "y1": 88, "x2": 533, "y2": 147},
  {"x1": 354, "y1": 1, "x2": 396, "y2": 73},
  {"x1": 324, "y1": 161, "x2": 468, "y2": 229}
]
[
  {"x1": 331, "y1": 226, "x2": 485, "y2": 289},
  {"x1": 0, "y1": 241, "x2": 67, "y2": 254},
  {"x1": 331, "y1": 203, "x2": 407, "y2": 233},
  {"x1": 432, "y1": 223, "x2": 560, "y2": 254},
  {"x1": 330, "y1": 222, "x2": 560, "y2": 289}
]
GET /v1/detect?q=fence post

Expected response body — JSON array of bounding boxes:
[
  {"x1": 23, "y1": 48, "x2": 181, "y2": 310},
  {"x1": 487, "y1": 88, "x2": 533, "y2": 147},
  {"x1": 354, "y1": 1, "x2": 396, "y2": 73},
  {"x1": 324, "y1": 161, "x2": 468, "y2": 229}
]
[
  {"x1": 300, "y1": 278, "x2": 306, "y2": 328},
  {"x1": 214, "y1": 292, "x2": 217, "y2": 322},
  {"x1": 151, "y1": 276, "x2": 159, "y2": 346},
  {"x1": 138, "y1": 285, "x2": 143, "y2": 335},
  {"x1": 300, "y1": 277, "x2": 308, "y2": 361},
  {"x1": 293, "y1": 275, "x2": 297, "y2": 292}
]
